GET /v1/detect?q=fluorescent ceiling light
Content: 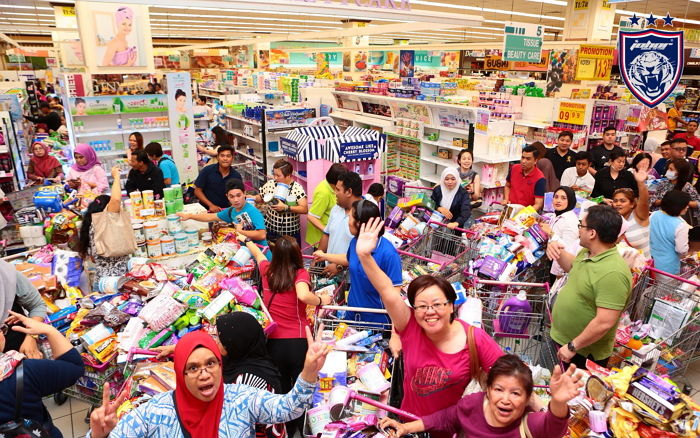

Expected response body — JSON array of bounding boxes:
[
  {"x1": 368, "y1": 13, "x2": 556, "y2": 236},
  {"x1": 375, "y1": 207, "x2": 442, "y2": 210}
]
[
  {"x1": 1, "y1": 5, "x2": 53, "y2": 11},
  {"x1": 150, "y1": 19, "x2": 338, "y2": 29},
  {"x1": 525, "y1": 0, "x2": 568, "y2": 5},
  {"x1": 1, "y1": 18, "x2": 54, "y2": 22},
  {"x1": 149, "y1": 12, "x2": 339, "y2": 25},
  {"x1": 410, "y1": 0, "x2": 565, "y2": 21},
  {"x1": 0, "y1": 12, "x2": 54, "y2": 17},
  {"x1": 156, "y1": 6, "x2": 408, "y2": 23}
]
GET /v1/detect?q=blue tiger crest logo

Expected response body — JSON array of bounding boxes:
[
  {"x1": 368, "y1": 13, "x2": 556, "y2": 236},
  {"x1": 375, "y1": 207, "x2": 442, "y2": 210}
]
[{"x1": 619, "y1": 29, "x2": 684, "y2": 108}]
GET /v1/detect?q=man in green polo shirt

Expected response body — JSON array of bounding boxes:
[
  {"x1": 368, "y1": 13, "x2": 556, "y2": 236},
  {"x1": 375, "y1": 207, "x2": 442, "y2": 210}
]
[
  {"x1": 305, "y1": 163, "x2": 347, "y2": 247},
  {"x1": 546, "y1": 204, "x2": 631, "y2": 368}
]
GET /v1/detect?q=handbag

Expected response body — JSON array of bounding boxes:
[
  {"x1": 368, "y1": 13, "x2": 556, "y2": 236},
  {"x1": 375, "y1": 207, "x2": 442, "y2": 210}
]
[
  {"x1": 0, "y1": 362, "x2": 52, "y2": 438},
  {"x1": 463, "y1": 324, "x2": 486, "y2": 395},
  {"x1": 92, "y1": 209, "x2": 137, "y2": 257}
]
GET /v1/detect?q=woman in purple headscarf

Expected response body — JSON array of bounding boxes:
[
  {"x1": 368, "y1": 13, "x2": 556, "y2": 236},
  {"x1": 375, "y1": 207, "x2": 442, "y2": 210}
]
[{"x1": 66, "y1": 143, "x2": 109, "y2": 195}]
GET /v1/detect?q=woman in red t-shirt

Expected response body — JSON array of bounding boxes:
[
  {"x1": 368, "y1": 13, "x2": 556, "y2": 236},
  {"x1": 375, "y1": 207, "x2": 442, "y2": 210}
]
[{"x1": 241, "y1": 235, "x2": 332, "y2": 435}]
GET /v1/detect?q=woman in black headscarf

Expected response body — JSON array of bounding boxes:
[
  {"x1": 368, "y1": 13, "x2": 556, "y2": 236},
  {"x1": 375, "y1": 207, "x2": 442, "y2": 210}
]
[{"x1": 542, "y1": 186, "x2": 579, "y2": 281}]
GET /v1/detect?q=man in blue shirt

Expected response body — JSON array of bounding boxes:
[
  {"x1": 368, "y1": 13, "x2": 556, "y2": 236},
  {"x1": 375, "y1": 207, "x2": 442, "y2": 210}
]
[
  {"x1": 178, "y1": 179, "x2": 269, "y2": 254},
  {"x1": 194, "y1": 145, "x2": 243, "y2": 212},
  {"x1": 145, "y1": 142, "x2": 180, "y2": 185}
]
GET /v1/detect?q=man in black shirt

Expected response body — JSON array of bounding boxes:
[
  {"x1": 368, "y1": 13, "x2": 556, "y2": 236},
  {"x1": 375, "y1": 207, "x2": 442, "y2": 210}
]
[
  {"x1": 125, "y1": 150, "x2": 165, "y2": 198},
  {"x1": 545, "y1": 130, "x2": 577, "y2": 180},
  {"x1": 590, "y1": 126, "x2": 624, "y2": 174},
  {"x1": 25, "y1": 102, "x2": 62, "y2": 132}
]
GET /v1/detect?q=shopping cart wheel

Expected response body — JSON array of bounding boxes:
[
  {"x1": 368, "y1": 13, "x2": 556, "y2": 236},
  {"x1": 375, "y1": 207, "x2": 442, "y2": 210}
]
[{"x1": 53, "y1": 392, "x2": 68, "y2": 406}]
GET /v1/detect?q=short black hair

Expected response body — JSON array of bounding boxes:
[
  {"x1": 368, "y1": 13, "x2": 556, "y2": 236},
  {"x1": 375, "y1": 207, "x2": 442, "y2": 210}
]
[
  {"x1": 217, "y1": 144, "x2": 234, "y2": 156},
  {"x1": 175, "y1": 89, "x2": 186, "y2": 99},
  {"x1": 326, "y1": 163, "x2": 347, "y2": 186},
  {"x1": 225, "y1": 178, "x2": 245, "y2": 194},
  {"x1": 38, "y1": 101, "x2": 50, "y2": 109},
  {"x1": 133, "y1": 150, "x2": 150, "y2": 165},
  {"x1": 75, "y1": 97, "x2": 85, "y2": 105},
  {"x1": 406, "y1": 275, "x2": 457, "y2": 322},
  {"x1": 660, "y1": 140, "x2": 671, "y2": 147},
  {"x1": 688, "y1": 120, "x2": 699, "y2": 126},
  {"x1": 585, "y1": 204, "x2": 622, "y2": 244},
  {"x1": 575, "y1": 151, "x2": 592, "y2": 163},
  {"x1": 522, "y1": 145, "x2": 539, "y2": 159},
  {"x1": 558, "y1": 130, "x2": 574, "y2": 140},
  {"x1": 631, "y1": 152, "x2": 652, "y2": 171},
  {"x1": 144, "y1": 142, "x2": 163, "y2": 158},
  {"x1": 273, "y1": 159, "x2": 294, "y2": 177},
  {"x1": 368, "y1": 183, "x2": 384, "y2": 198},
  {"x1": 675, "y1": 95, "x2": 687, "y2": 102},
  {"x1": 351, "y1": 199, "x2": 383, "y2": 237},
  {"x1": 670, "y1": 137, "x2": 688, "y2": 147},
  {"x1": 661, "y1": 190, "x2": 691, "y2": 216},
  {"x1": 609, "y1": 149, "x2": 627, "y2": 162},
  {"x1": 603, "y1": 125, "x2": 617, "y2": 134},
  {"x1": 337, "y1": 172, "x2": 362, "y2": 197}
]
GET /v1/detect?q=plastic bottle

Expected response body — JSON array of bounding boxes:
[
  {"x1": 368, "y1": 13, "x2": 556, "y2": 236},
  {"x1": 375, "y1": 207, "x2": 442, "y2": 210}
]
[{"x1": 498, "y1": 290, "x2": 532, "y2": 334}]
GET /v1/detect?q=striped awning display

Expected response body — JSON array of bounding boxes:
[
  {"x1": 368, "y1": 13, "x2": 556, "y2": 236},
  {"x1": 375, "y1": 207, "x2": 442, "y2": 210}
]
[{"x1": 281, "y1": 125, "x2": 386, "y2": 163}]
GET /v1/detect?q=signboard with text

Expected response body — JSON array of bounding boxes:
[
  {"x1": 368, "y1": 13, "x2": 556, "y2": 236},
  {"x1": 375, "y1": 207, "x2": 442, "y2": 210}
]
[
  {"x1": 338, "y1": 141, "x2": 379, "y2": 162},
  {"x1": 556, "y1": 101, "x2": 588, "y2": 126},
  {"x1": 503, "y1": 21, "x2": 543, "y2": 62},
  {"x1": 575, "y1": 45, "x2": 615, "y2": 81}
]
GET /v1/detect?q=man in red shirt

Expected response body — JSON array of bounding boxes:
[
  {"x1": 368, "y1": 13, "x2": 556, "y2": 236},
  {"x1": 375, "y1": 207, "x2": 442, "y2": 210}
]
[
  {"x1": 503, "y1": 145, "x2": 546, "y2": 211},
  {"x1": 674, "y1": 120, "x2": 700, "y2": 153}
]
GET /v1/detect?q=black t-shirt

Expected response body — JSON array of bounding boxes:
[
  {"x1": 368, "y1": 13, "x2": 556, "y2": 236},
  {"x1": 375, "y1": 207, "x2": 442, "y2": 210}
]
[
  {"x1": 591, "y1": 145, "x2": 625, "y2": 170},
  {"x1": 545, "y1": 148, "x2": 577, "y2": 181},
  {"x1": 125, "y1": 162, "x2": 166, "y2": 198},
  {"x1": 591, "y1": 167, "x2": 638, "y2": 199}
]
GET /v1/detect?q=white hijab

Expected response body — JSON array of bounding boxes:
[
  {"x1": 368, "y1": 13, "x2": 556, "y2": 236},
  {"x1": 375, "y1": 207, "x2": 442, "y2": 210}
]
[{"x1": 439, "y1": 167, "x2": 461, "y2": 210}]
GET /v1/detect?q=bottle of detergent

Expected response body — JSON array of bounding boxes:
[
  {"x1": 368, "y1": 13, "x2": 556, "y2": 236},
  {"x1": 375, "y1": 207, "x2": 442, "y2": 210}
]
[{"x1": 498, "y1": 290, "x2": 532, "y2": 334}]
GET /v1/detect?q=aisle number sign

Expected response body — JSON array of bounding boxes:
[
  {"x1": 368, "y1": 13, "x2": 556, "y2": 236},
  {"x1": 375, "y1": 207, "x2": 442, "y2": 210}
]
[
  {"x1": 503, "y1": 21, "x2": 543, "y2": 62},
  {"x1": 575, "y1": 45, "x2": 615, "y2": 81},
  {"x1": 556, "y1": 101, "x2": 587, "y2": 126}
]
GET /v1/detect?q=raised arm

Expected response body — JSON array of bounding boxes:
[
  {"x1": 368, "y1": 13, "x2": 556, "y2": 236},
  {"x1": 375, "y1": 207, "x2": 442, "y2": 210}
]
[
  {"x1": 355, "y1": 217, "x2": 411, "y2": 331},
  {"x1": 241, "y1": 238, "x2": 267, "y2": 264},
  {"x1": 630, "y1": 167, "x2": 650, "y2": 222},
  {"x1": 106, "y1": 167, "x2": 122, "y2": 213}
]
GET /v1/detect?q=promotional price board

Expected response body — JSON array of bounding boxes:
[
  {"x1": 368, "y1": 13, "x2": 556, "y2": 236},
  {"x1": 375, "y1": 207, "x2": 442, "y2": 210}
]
[
  {"x1": 575, "y1": 45, "x2": 615, "y2": 81},
  {"x1": 556, "y1": 101, "x2": 588, "y2": 126}
]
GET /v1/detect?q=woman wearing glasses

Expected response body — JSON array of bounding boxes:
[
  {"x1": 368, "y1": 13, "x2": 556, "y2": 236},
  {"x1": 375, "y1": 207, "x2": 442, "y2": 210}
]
[
  {"x1": 355, "y1": 217, "x2": 503, "y2": 438},
  {"x1": 87, "y1": 327, "x2": 330, "y2": 438}
]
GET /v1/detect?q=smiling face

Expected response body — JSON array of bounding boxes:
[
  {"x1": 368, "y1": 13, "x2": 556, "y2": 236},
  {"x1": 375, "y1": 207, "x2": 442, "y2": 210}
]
[
  {"x1": 32, "y1": 143, "x2": 46, "y2": 157},
  {"x1": 128, "y1": 135, "x2": 139, "y2": 151},
  {"x1": 660, "y1": 143, "x2": 671, "y2": 159},
  {"x1": 183, "y1": 347, "x2": 222, "y2": 402},
  {"x1": 486, "y1": 375, "x2": 528, "y2": 427},
  {"x1": 552, "y1": 189, "x2": 569, "y2": 212},
  {"x1": 557, "y1": 135, "x2": 572, "y2": 153},
  {"x1": 443, "y1": 174, "x2": 458, "y2": 191},
  {"x1": 74, "y1": 153, "x2": 87, "y2": 167},
  {"x1": 413, "y1": 285, "x2": 454, "y2": 336},
  {"x1": 119, "y1": 18, "x2": 133, "y2": 36},
  {"x1": 459, "y1": 151, "x2": 473, "y2": 171},
  {"x1": 613, "y1": 191, "x2": 635, "y2": 217}
]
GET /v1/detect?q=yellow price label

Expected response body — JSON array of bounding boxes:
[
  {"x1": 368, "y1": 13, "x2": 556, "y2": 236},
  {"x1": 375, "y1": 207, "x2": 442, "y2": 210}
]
[{"x1": 557, "y1": 102, "x2": 587, "y2": 125}]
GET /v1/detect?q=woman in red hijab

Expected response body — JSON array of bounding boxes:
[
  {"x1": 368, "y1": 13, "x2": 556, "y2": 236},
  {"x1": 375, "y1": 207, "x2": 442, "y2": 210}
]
[
  {"x1": 87, "y1": 327, "x2": 329, "y2": 438},
  {"x1": 27, "y1": 141, "x2": 63, "y2": 184}
]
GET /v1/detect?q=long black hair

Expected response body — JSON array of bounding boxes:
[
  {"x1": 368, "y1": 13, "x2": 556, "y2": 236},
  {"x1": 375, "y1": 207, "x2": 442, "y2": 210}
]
[
  {"x1": 211, "y1": 126, "x2": 230, "y2": 147},
  {"x1": 78, "y1": 195, "x2": 111, "y2": 258}
]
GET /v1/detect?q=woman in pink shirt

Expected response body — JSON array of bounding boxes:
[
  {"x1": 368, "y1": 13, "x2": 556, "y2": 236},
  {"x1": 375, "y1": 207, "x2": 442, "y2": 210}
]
[
  {"x1": 380, "y1": 354, "x2": 582, "y2": 438},
  {"x1": 356, "y1": 218, "x2": 503, "y2": 437},
  {"x1": 66, "y1": 143, "x2": 108, "y2": 195}
]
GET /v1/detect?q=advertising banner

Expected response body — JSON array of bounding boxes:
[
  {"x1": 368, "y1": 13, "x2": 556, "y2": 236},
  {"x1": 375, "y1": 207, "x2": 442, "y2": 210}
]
[
  {"x1": 575, "y1": 45, "x2": 615, "y2": 81},
  {"x1": 503, "y1": 22, "x2": 544, "y2": 62},
  {"x1": 69, "y1": 95, "x2": 167, "y2": 116},
  {"x1": 166, "y1": 72, "x2": 198, "y2": 183}
]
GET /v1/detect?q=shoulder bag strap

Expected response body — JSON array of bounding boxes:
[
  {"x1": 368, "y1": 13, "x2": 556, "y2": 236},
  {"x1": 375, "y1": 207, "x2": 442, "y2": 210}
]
[
  {"x1": 171, "y1": 392, "x2": 193, "y2": 438},
  {"x1": 15, "y1": 361, "x2": 24, "y2": 420},
  {"x1": 518, "y1": 413, "x2": 532, "y2": 438},
  {"x1": 467, "y1": 325, "x2": 481, "y2": 381}
]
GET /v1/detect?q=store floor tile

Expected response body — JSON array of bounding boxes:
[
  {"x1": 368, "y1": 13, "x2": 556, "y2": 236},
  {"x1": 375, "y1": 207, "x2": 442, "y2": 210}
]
[
  {"x1": 53, "y1": 414, "x2": 72, "y2": 438},
  {"x1": 44, "y1": 395, "x2": 72, "y2": 420}
]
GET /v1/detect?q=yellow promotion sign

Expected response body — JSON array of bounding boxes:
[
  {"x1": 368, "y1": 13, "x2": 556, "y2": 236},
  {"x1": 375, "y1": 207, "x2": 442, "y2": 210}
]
[
  {"x1": 574, "y1": 0, "x2": 588, "y2": 10},
  {"x1": 556, "y1": 101, "x2": 587, "y2": 126},
  {"x1": 575, "y1": 45, "x2": 615, "y2": 81},
  {"x1": 61, "y1": 7, "x2": 76, "y2": 16}
]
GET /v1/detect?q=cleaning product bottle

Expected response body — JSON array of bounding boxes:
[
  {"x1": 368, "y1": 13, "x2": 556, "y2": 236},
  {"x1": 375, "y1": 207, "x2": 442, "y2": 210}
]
[{"x1": 498, "y1": 290, "x2": 532, "y2": 334}]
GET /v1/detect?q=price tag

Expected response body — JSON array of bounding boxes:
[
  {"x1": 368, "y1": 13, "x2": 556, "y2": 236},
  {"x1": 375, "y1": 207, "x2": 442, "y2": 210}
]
[{"x1": 556, "y1": 102, "x2": 587, "y2": 126}]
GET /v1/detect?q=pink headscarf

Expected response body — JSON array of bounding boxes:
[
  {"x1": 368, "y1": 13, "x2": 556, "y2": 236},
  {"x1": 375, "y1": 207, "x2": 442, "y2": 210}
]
[{"x1": 72, "y1": 143, "x2": 101, "y2": 172}]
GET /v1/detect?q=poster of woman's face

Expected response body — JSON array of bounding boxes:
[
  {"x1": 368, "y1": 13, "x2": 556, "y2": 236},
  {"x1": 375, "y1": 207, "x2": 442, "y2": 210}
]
[{"x1": 94, "y1": 4, "x2": 145, "y2": 67}]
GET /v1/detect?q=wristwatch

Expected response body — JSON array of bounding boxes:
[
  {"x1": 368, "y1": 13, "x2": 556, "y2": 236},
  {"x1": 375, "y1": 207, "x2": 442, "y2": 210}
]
[{"x1": 567, "y1": 341, "x2": 577, "y2": 353}]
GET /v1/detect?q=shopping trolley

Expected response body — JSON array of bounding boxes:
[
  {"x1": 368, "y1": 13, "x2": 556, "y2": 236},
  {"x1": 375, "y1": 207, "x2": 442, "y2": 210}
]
[
  {"x1": 301, "y1": 246, "x2": 349, "y2": 303},
  {"x1": 304, "y1": 306, "x2": 395, "y2": 437},
  {"x1": 234, "y1": 161, "x2": 266, "y2": 192},
  {"x1": 471, "y1": 278, "x2": 552, "y2": 368},
  {"x1": 608, "y1": 266, "x2": 700, "y2": 382}
]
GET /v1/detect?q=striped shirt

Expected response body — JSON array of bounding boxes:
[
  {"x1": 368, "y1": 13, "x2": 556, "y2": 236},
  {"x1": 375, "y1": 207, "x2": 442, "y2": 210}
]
[{"x1": 621, "y1": 213, "x2": 650, "y2": 258}]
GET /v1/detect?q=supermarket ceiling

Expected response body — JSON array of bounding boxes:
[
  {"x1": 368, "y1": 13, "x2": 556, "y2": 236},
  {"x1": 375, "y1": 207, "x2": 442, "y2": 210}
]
[{"x1": 1, "y1": 0, "x2": 700, "y2": 48}]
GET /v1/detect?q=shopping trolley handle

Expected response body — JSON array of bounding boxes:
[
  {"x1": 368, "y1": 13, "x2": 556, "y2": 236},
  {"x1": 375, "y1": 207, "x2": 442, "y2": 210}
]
[
  {"x1": 320, "y1": 305, "x2": 389, "y2": 314},
  {"x1": 427, "y1": 220, "x2": 471, "y2": 234},
  {"x1": 474, "y1": 278, "x2": 550, "y2": 289}
]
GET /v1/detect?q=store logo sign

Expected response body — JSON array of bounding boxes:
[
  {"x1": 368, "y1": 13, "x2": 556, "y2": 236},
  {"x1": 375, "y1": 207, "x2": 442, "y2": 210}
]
[
  {"x1": 289, "y1": 0, "x2": 410, "y2": 10},
  {"x1": 619, "y1": 29, "x2": 684, "y2": 108}
]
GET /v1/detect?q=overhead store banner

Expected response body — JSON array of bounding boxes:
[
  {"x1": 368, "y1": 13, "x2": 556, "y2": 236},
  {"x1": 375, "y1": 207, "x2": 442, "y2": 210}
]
[
  {"x1": 166, "y1": 72, "x2": 198, "y2": 183},
  {"x1": 483, "y1": 52, "x2": 549, "y2": 72},
  {"x1": 503, "y1": 22, "x2": 543, "y2": 62},
  {"x1": 619, "y1": 29, "x2": 684, "y2": 108},
  {"x1": 575, "y1": 45, "x2": 615, "y2": 80}
]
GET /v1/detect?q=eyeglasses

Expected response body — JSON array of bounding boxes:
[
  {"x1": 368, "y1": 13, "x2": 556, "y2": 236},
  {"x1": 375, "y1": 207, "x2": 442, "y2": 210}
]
[
  {"x1": 414, "y1": 302, "x2": 450, "y2": 313},
  {"x1": 577, "y1": 222, "x2": 591, "y2": 230},
  {"x1": 184, "y1": 358, "x2": 220, "y2": 377},
  {"x1": 673, "y1": 147, "x2": 687, "y2": 151}
]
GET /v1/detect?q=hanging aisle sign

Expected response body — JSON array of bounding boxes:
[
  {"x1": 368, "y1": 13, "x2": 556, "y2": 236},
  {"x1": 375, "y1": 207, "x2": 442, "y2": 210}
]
[
  {"x1": 619, "y1": 29, "x2": 684, "y2": 108},
  {"x1": 575, "y1": 45, "x2": 615, "y2": 81},
  {"x1": 503, "y1": 22, "x2": 543, "y2": 62}
]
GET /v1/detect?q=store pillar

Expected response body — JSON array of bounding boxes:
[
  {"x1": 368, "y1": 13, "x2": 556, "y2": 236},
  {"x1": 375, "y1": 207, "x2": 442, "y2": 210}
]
[
  {"x1": 562, "y1": 0, "x2": 616, "y2": 42},
  {"x1": 341, "y1": 20, "x2": 370, "y2": 74}
]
